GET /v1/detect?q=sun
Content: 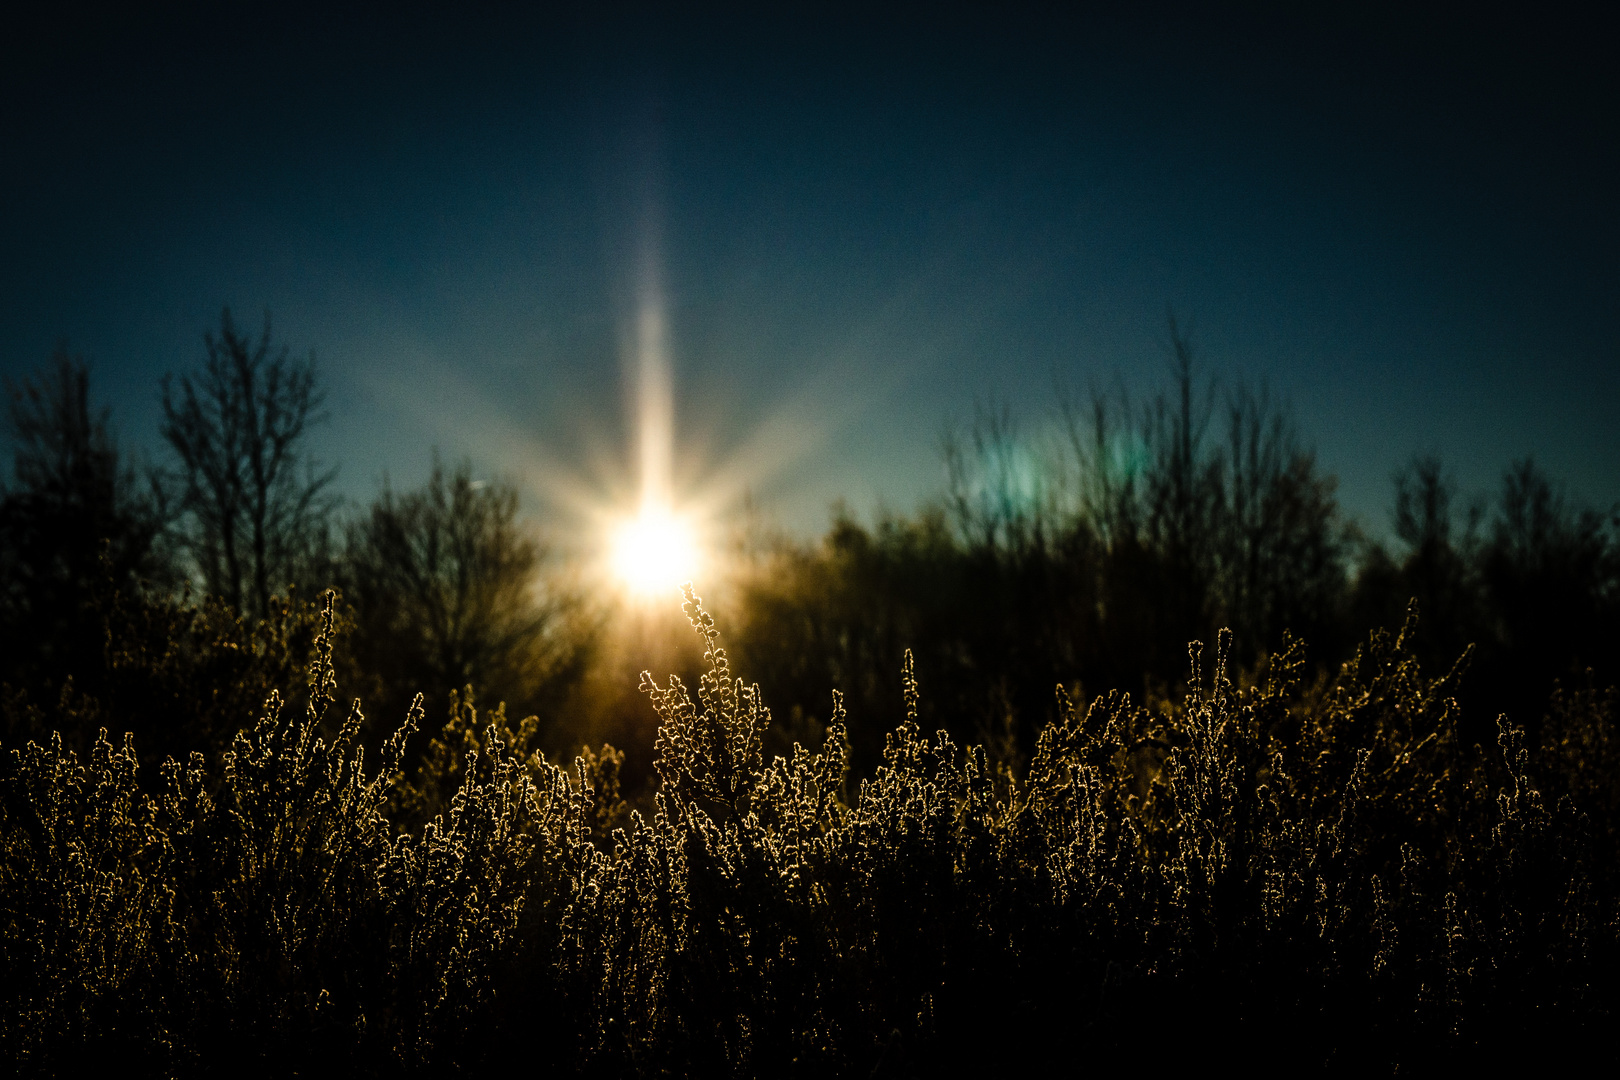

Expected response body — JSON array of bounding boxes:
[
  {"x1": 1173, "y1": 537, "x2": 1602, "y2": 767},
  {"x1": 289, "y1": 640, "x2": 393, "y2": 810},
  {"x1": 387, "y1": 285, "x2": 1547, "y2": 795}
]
[{"x1": 611, "y1": 504, "x2": 701, "y2": 599}]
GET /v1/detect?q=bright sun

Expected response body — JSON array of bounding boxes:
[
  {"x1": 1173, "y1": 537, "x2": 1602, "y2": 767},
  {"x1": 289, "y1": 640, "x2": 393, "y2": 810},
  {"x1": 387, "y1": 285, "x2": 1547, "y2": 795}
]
[{"x1": 611, "y1": 505, "x2": 701, "y2": 599}]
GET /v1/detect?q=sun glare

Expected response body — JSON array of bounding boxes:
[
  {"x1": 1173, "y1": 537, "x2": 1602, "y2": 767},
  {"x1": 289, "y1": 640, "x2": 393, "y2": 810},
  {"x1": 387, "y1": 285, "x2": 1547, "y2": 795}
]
[
  {"x1": 598, "y1": 205, "x2": 714, "y2": 601},
  {"x1": 612, "y1": 505, "x2": 700, "y2": 599}
]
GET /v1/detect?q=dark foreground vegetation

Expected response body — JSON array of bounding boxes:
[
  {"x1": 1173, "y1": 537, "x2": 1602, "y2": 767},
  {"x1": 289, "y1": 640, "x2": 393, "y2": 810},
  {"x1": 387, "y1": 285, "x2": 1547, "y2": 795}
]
[
  {"x1": 3, "y1": 588, "x2": 1616, "y2": 1075},
  {"x1": 3, "y1": 312, "x2": 1618, "y2": 1073}
]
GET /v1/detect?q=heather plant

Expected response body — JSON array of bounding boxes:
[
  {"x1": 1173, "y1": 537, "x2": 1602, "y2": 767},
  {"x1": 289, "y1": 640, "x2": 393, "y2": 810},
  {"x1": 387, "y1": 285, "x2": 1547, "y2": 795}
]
[
  {"x1": 0, "y1": 728, "x2": 160, "y2": 1071},
  {"x1": 2, "y1": 587, "x2": 1615, "y2": 1076}
]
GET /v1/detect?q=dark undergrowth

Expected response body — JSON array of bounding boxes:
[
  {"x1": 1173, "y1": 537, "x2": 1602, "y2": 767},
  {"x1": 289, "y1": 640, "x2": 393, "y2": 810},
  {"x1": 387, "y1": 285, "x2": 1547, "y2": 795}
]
[{"x1": 2, "y1": 588, "x2": 1615, "y2": 1076}]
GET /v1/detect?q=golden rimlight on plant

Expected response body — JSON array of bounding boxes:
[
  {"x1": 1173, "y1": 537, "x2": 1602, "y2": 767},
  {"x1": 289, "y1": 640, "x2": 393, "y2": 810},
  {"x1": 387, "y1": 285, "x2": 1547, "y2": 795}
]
[{"x1": 2, "y1": 587, "x2": 1613, "y2": 1075}]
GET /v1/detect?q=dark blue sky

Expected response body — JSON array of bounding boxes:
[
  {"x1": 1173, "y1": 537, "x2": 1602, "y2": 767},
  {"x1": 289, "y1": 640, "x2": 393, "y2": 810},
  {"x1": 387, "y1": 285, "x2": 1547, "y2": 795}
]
[{"x1": 3, "y1": 2, "x2": 1616, "y2": 547}]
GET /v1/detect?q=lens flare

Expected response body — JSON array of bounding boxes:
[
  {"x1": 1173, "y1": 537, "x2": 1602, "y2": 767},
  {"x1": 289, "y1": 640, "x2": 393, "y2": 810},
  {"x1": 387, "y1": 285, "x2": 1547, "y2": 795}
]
[
  {"x1": 611, "y1": 504, "x2": 700, "y2": 598},
  {"x1": 607, "y1": 194, "x2": 705, "y2": 600}
]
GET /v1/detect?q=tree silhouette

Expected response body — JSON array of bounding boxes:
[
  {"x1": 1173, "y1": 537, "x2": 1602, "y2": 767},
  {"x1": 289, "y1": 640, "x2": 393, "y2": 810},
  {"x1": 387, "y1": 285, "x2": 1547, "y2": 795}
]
[
  {"x1": 0, "y1": 349, "x2": 169, "y2": 687},
  {"x1": 1217, "y1": 380, "x2": 1349, "y2": 656},
  {"x1": 161, "y1": 308, "x2": 336, "y2": 619},
  {"x1": 1478, "y1": 458, "x2": 1620, "y2": 724},
  {"x1": 339, "y1": 455, "x2": 591, "y2": 736}
]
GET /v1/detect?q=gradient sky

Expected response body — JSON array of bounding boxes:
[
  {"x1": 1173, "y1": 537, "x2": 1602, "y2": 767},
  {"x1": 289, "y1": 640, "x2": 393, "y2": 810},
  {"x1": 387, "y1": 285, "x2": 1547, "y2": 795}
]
[{"x1": 3, "y1": 2, "x2": 1616, "y2": 552}]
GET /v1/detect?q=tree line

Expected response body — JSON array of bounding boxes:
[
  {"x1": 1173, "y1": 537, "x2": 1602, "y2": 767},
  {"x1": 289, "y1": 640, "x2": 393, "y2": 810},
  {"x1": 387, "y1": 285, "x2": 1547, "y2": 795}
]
[
  {"x1": 3, "y1": 310, "x2": 1617, "y2": 792},
  {"x1": 0, "y1": 309, "x2": 588, "y2": 771},
  {"x1": 731, "y1": 323, "x2": 1620, "y2": 779}
]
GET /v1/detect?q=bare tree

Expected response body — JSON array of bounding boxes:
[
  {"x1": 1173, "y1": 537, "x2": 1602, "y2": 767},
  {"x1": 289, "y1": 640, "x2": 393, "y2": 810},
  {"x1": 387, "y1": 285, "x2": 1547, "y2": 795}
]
[
  {"x1": 161, "y1": 308, "x2": 337, "y2": 619},
  {"x1": 1218, "y1": 381, "x2": 1348, "y2": 650}
]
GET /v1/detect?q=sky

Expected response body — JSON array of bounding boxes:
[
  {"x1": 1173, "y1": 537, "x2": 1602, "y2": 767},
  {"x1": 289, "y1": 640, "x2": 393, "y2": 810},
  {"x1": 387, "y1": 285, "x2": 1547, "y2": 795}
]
[{"x1": 2, "y1": 1, "x2": 1616, "y2": 555}]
